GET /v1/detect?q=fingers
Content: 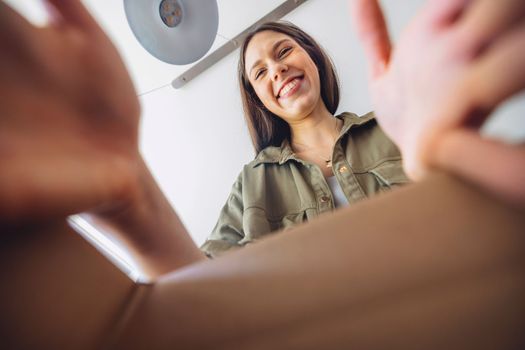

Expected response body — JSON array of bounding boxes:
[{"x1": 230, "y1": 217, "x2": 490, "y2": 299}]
[
  {"x1": 417, "y1": 0, "x2": 472, "y2": 29},
  {"x1": 44, "y1": 0, "x2": 100, "y2": 32},
  {"x1": 467, "y1": 22, "x2": 525, "y2": 115},
  {"x1": 432, "y1": 129, "x2": 525, "y2": 209},
  {"x1": 0, "y1": 1, "x2": 36, "y2": 49},
  {"x1": 0, "y1": 1, "x2": 42, "y2": 78},
  {"x1": 350, "y1": 0, "x2": 392, "y2": 78},
  {"x1": 455, "y1": 0, "x2": 525, "y2": 58}
]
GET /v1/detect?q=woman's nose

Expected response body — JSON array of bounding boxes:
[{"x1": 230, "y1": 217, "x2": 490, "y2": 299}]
[{"x1": 271, "y1": 62, "x2": 288, "y2": 81}]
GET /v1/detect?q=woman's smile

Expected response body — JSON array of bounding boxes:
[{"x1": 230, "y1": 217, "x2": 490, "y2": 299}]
[{"x1": 277, "y1": 76, "x2": 304, "y2": 100}]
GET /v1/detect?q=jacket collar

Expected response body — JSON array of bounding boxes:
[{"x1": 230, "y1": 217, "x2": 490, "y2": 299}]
[{"x1": 251, "y1": 112, "x2": 375, "y2": 168}]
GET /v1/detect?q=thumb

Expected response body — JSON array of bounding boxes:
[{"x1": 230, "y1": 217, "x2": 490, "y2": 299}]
[
  {"x1": 350, "y1": 0, "x2": 392, "y2": 78},
  {"x1": 44, "y1": 0, "x2": 100, "y2": 32}
]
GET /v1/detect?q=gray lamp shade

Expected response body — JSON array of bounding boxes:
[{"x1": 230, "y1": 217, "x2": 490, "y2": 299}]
[{"x1": 124, "y1": 0, "x2": 219, "y2": 65}]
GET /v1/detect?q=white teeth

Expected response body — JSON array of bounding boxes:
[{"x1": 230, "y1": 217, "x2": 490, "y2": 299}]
[{"x1": 279, "y1": 78, "x2": 299, "y2": 98}]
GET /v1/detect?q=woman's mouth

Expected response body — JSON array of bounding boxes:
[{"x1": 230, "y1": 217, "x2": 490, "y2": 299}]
[{"x1": 277, "y1": 76, "x2": 304, "y2": 100}]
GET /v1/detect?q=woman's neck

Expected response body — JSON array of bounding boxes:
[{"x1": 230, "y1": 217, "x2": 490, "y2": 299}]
[{"x1": 289, "y1": 103, "x2": 340, "y2": 149}]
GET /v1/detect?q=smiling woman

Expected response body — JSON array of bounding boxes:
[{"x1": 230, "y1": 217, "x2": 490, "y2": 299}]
[
  {"x1": 238, "y1": 22, "x2": 340, "y2": 153},
  {"x1": 200, "y1": 21, "x2": 409, "y2": 258}
]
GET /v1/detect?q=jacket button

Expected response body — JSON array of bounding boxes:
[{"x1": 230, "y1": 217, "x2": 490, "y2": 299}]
[
  {"x1": 320, "y1": 195, "x2": 330, "y2": 203},
  {"x1": 339, "y1": 166, "x2": 348, "y2": 174}
]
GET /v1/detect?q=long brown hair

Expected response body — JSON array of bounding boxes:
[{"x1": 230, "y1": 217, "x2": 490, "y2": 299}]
[{"x1": 238, "y1": 21, "x2": 340, "y2": 154}]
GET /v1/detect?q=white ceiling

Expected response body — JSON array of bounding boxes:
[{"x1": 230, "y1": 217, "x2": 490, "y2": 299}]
[
  {"x1": 6, "y1": 0, "x2": 288, "y2": 95},
  {"x1": 86, "y1": 0, "x2": 291, "y2": 95}
]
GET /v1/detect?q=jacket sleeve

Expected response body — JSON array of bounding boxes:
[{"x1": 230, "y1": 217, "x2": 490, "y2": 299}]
[{"x1": 200, "y1": 172, "x2": 245, "y2": 258}]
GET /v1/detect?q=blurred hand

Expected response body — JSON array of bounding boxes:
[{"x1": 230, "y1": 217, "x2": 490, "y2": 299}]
[
  {"x1": 351, "y1": 0, "x2": 525, "y2": 183},
  {"x1": 0, "y1": 0, "x2": 142, "y2": 221}
]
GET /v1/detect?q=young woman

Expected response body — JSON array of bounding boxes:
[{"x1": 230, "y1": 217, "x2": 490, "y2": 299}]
[
  {"x1": 1, "y1": 0, "x2": 524, "y2": 278},
  {"x1": 201, "y1": 22, "x2": 409, "y2": 258}
]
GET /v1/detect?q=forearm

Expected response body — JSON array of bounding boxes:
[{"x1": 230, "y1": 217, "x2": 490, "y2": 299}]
[{"x1": 90, "y1": 156, "x2": 206, "y2": 279}]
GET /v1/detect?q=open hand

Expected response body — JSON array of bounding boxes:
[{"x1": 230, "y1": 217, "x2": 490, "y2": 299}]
[
  {"x1": 0, "y1": 0, "x2": 141, "y2": 221},
  {"x1": 351, "y1": 0, "x2": 525, "y2": 182}
]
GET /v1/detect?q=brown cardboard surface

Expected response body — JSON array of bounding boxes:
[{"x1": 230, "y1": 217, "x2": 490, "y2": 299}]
[
  {"x1": 0, "y1": 221, "x2": 140, "y2": 350},
  {"x1": 116, "y1": 173, "x2": 525, "y2": 350},
  {"x1": 1, "y1": 172, "x2": 524, "y2": 349}
]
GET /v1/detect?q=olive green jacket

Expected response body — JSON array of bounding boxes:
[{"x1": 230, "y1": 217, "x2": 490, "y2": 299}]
[{"x1": 201, "y1": 112, "x2": 409, "y2": 258}]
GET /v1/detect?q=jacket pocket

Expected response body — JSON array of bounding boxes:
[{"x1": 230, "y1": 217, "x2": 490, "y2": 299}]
[
  {"x1": 369, "y1": 160, "x2": 410, "y2": 190},
  {"x1": 268, "y1": 210, "x2": 308, "y2": 232}
]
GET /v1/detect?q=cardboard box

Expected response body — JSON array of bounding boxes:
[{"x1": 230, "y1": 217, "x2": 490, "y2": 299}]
[{"x1": 1, "y1": 173, "x2": 524, "y2": 349}]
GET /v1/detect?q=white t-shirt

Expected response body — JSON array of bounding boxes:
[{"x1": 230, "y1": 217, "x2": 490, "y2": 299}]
[{"x1": 326, "y1": 176, "x2": 349, "y2": 208}]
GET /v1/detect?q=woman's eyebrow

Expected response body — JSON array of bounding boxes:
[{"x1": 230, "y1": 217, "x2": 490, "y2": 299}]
[{"x1": 249, "y1": 39, "x2": 292, "y2": 76}]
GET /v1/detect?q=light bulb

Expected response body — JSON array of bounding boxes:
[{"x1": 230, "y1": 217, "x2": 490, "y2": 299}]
[{"x1": 159, "y1": 0, "x2": 183, "y2": 28}]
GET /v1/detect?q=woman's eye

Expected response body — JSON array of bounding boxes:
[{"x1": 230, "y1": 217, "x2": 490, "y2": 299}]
[
  {"x1": 255, "y1": 68, "x2": 266, "y2": 80},
  {"x1": 279, "y1": 47, "x2": 292, "y2": 58}
]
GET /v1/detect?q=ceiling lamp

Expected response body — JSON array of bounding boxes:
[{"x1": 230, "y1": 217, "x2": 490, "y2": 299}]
[{"x1": 124, "y1": 0, "x2": 219, "y2": 65}]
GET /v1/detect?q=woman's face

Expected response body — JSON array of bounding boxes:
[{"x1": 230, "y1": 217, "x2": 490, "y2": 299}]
[{"x1": 244, "y1": 30, "x2": 322, "y2": 122}]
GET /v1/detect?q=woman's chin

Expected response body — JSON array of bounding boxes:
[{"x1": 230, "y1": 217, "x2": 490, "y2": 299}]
[{"x1": 281, "y1": 95, "x2": 318, "y2": 117}]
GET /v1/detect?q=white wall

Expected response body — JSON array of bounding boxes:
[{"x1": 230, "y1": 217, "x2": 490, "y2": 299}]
[{"x1": 138, "y1": 0, "x2": 525, "y2": 246}]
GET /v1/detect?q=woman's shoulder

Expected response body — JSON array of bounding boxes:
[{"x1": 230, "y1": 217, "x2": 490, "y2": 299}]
[
  {"x1": 331, "y1": 111, "x2": 379, "y2": 145},
  {"x1": 246, "y1": 138, "x2": 293, "y2": 170},
  {"x1": 234, "y1": 143, "x2": 295, "y2": 191},
  {"x1": 229, "y1": 155, "x2": 276, "y2": 188}
]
